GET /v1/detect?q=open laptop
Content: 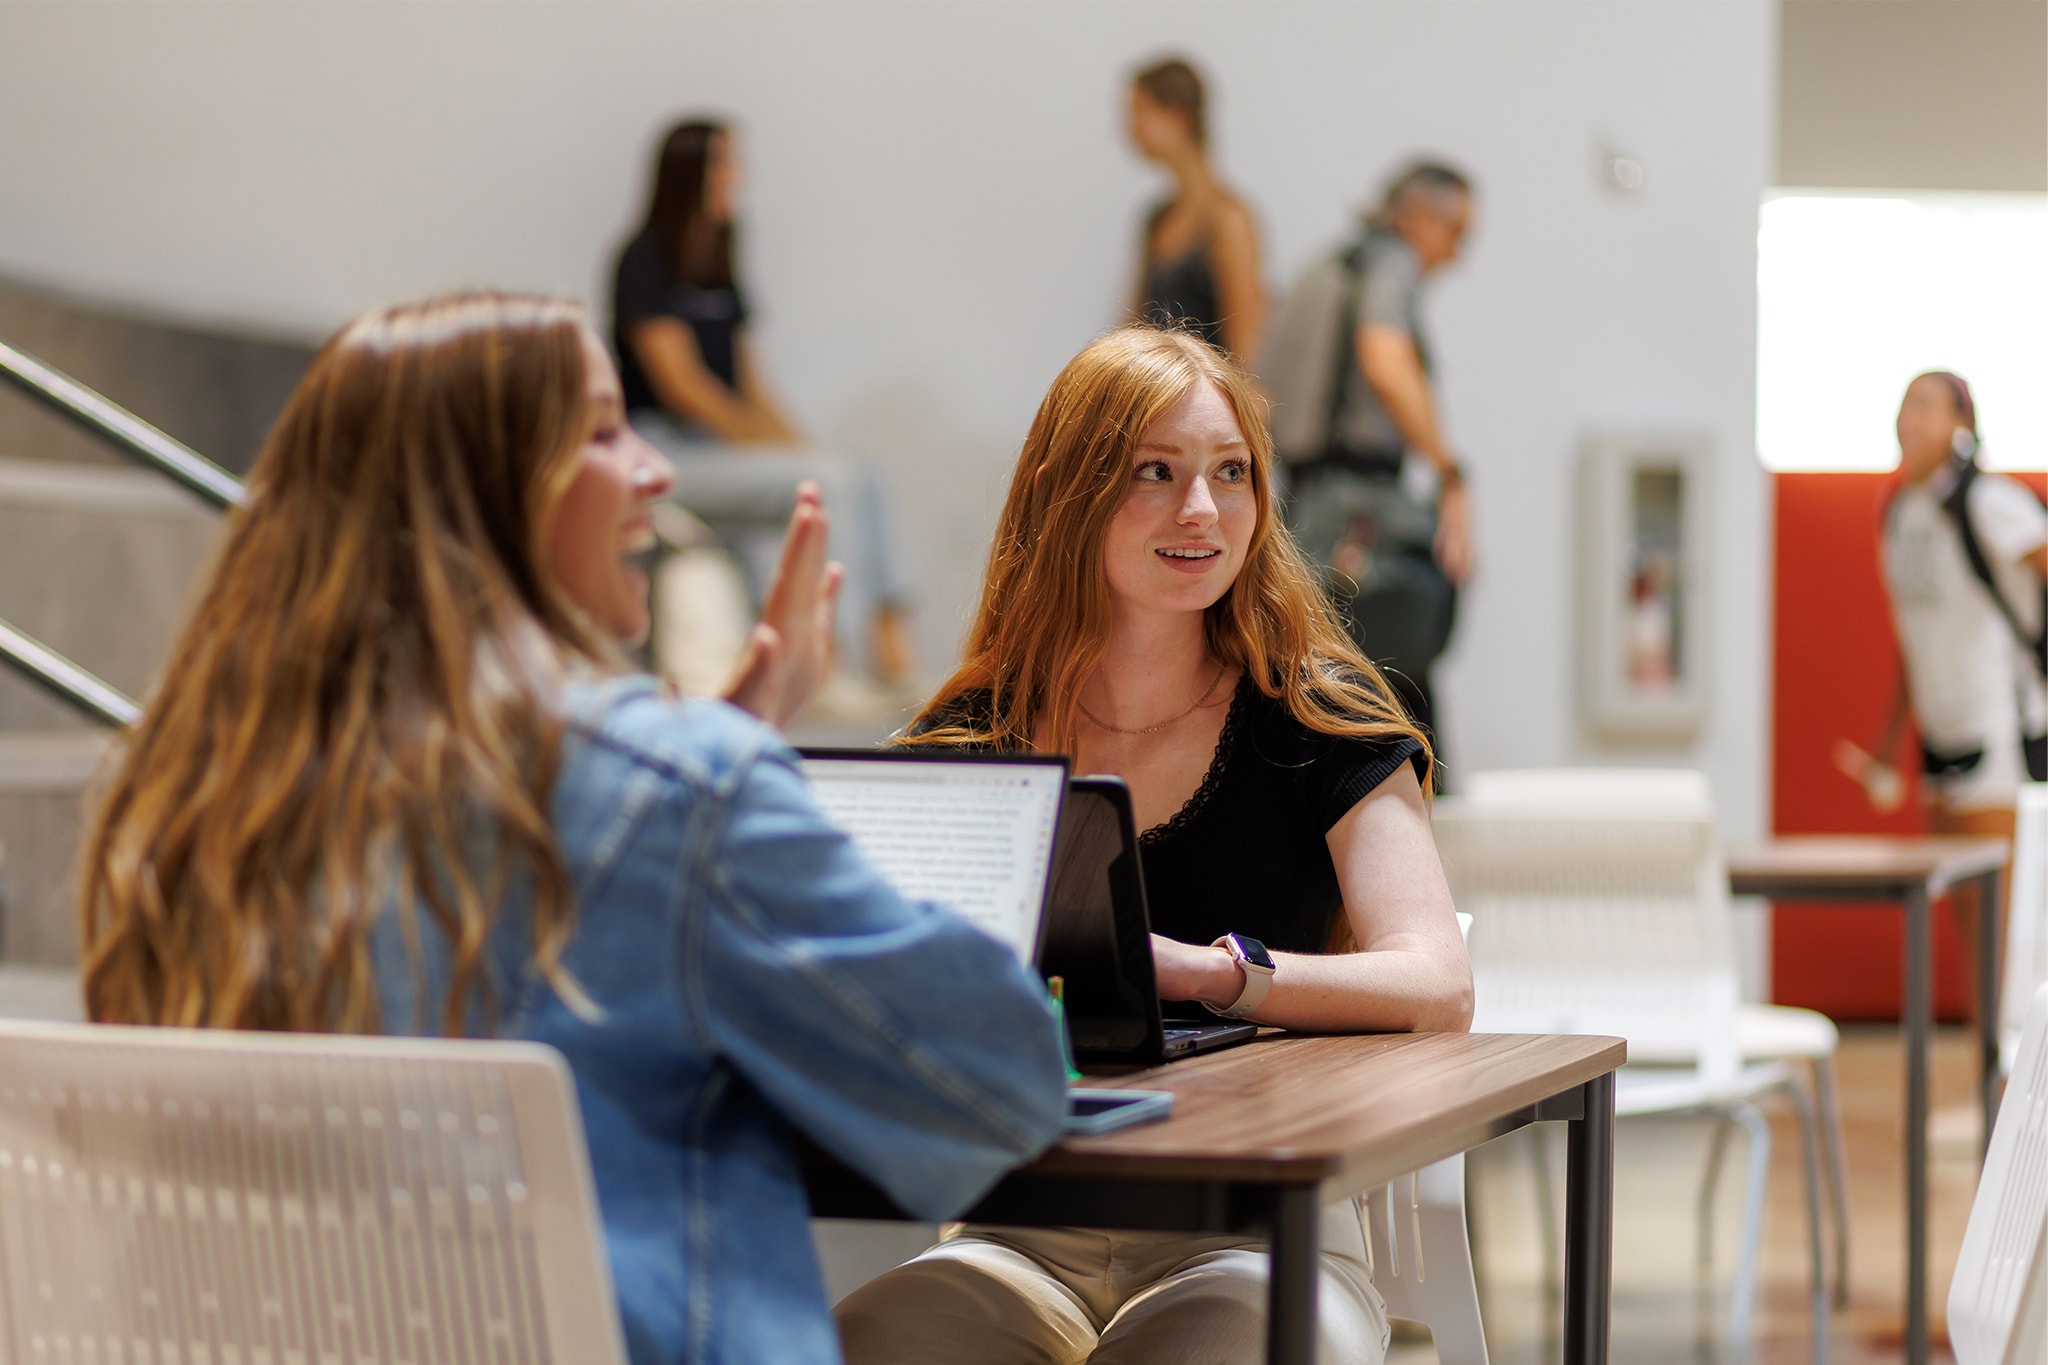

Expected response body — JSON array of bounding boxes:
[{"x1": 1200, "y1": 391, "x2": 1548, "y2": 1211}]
[
  {"x1": 1040, "y1": 777, "x2": 1257, "y2": 1064},
  {"x1": 797, "y1": 749, "x2": 1069, "y2": 967}
]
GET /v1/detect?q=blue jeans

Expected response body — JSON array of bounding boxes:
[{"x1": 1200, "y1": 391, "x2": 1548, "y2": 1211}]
[{"x1": 633, "y1": 414, "x2": 913, "y2": 678}]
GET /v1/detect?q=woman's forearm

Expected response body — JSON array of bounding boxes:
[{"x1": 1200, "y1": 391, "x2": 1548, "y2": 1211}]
[{"x1": 1162, "y1": 937, "x2": 1473, "y2": 1034}]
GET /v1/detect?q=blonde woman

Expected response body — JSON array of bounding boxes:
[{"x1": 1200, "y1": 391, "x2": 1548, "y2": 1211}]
[
  {"x1": 77, "y1": 293, "x2": 1068, "y2": 1365},
  {"x1": 836, "y1": 327, "x2": 1471, "y2": 1364}
]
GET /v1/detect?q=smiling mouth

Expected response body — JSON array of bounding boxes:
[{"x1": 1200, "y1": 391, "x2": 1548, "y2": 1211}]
[
  {"x1": 620, "y1": 524, "x2": 659, "y2": 557},
  {"x1": 1157, "y1": 547, "x2": 1221, "y2": 560}
]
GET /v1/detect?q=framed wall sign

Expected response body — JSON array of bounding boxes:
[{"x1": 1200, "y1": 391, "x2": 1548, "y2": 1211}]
[{"x1": 1576, "y1": 432, "x2": 1712, "y2": 742}]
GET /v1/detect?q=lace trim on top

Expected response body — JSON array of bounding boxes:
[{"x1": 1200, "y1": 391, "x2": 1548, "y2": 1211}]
[{"x1": 1138, "y1": 675, "x2": 1253, "y2": 848}]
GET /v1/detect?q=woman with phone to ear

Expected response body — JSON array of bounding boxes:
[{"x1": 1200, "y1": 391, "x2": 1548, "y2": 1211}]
[
  {"x1": 75, "y1": 293, "x2": 1069, "y2": 1365},
  {"x1": 1837, "y1": 371, "x2": 2047, "y2": 1033},
  {"x1": 836, "y1": 327, "x2": 1471, "y2": 1365}
]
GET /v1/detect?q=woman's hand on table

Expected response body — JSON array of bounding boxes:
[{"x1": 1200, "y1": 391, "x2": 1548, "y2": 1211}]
[
  {"x1": 1150, "y1": 933, "x2": 1243, "y2": 1011},
  {"x1": 721, "y1": 482, "x2": 843, "y2": 730}
]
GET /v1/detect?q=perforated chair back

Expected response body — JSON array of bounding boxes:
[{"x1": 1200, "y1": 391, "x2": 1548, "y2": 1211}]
[
  {"x1": 0, "y1": 1020, "x2": 626, "y2": 1365},
  {"x1": 1435, "y1": 771, "x2": 1738, "y2": 1084},
  {"x1": 1952, "y1": 982, "x2": 2048, "y2": 1365},
  {"x1": 1462, "y1": 767, "x2": 1714, "y2": 811},
  {"x1": 2002, "y1": 785, "x2": 2048, "y2": 1061}
]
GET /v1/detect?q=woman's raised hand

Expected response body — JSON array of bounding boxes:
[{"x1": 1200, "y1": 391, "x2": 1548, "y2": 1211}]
[{"x1": 722, "y1": 482, "x2": 844, "y2": 730}]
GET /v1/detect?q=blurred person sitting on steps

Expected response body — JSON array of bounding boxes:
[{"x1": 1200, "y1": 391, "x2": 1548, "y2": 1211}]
[
  {"x1": 1264, "y1": 161, "x2": 1477, "y2": 782},
  {"x1": 614, "y1": 118, "x2": 918, "y2": 698}
]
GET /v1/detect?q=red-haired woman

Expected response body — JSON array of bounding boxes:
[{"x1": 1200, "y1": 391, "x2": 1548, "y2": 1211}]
[{"x1": 836, "y1": 327, "x2": 1471, "y2": 1364}]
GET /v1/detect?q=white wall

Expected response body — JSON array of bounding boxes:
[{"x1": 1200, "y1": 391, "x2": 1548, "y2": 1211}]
[
  {"x1": 1779, "y1": 0, "x2": 2047, "y2": 192},
  {"x1": 0, "y1": 0, "x2": 1777, "y2": 838}
]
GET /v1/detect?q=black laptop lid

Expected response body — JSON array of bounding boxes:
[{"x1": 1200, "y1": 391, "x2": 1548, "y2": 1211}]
[{"x1": 1039, "y1": 778, "x2": 1165, "y2": 1060}]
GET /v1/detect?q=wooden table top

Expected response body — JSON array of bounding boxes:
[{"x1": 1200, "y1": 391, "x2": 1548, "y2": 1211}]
[
  {"x1": 1031, "y1": 1031, "x2": 1624, "y2": 1190},
  {"x1": 1726, "y1": 835, "x2": 2010, "y2": 900}
]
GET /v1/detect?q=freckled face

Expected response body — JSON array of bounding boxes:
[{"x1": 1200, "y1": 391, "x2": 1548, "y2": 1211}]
[
  {"x1": 1101, "y1": 380, "x2": 1257, "y2": 620},
  {"x1": 544, "y1": 328, "x2": 677, "y2": 645}
]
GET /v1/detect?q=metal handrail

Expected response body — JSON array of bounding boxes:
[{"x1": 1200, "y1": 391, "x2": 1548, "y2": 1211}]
[
  {"x1": 0, "y1": 338, "x2": 244, "y2": 511},
  {"x1": 0, "y1": 620, "x2": 140, "y2": 729},
  {"x1": 0, "y1": 338, "x2": 244, "y2": 727}
]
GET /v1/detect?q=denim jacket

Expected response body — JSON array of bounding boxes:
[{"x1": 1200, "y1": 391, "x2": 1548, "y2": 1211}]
[{"x1": 371, "y1": 676, "x2": 1069, "y2": 1364}]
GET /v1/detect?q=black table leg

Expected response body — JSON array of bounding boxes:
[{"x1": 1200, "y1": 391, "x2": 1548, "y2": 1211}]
[
  {"x1": 1265, "y1": 1184, "x2": 1320, "y2": 1365},
  {"x1": 1563, "y1": 1071, "x2": 1615, "y2": 1365},
  {"x1": 1904, "y1": 884, "x2": 1931, "y2": 1365},
  {"x1": 1976, "y1": 866, "x2": 2005, "y2": 1156}
]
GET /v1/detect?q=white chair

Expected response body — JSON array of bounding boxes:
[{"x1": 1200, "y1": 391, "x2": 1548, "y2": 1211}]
[
  {"x1": 0, "y1": 1019, "x2": 627, "y2": 1363},
  {"x1": 2000, "y1": 785, "x2": 2048, "y2": 1073},
  {"x1": 1359, "y1": 910, "x2": 1488, "y2": 1364},
  {"x1": 1950, "y1": 981, "x2": 2048, "y2": 1365},
  {"x1": 1464, "y1": 768, "x2": 1853, "y2": 1307},
  {"x1": 1365, "y1": 1152, "x2": 1488, "y2": 1364},
  {"x1": 1435, "y1": 780, "x2": 1829, "y2": 1361}
]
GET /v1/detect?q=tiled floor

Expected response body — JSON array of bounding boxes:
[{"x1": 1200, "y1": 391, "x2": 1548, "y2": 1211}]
[{"x1": 1391, "y1": 1027, "x2": 1983, "y2": 1363}]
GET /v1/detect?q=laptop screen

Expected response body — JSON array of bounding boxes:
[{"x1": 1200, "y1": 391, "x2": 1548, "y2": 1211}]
[{"x1": 800, "y1": 752, "x2": 1067, "y2": 964}]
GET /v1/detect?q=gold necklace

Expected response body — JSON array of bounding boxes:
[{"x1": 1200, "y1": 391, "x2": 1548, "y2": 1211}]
[{"x1": 1078, "y1": 663, "x2": 1229, "y2": 737}]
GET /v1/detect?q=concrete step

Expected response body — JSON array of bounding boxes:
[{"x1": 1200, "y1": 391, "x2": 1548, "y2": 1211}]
[{"x1": 0, "y1": 729, "x2": 110, "y2": 966}]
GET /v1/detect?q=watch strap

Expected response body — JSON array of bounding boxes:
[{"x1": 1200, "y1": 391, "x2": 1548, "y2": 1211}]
[{"x1": 1207, "y1": 935, "x2": 1275, "y2": 1020}]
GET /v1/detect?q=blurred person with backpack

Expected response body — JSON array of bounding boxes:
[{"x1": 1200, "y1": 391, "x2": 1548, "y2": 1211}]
[
  {"x1": 1126, "y1": 56, "x2": 1267, "y2": 361},
  {"x1": 1837, "y1": 371, "x2": 2047, "y2": 1033},
  {"x1": 1263, "y1": 163, "x2": 1474, "y2": 773}
]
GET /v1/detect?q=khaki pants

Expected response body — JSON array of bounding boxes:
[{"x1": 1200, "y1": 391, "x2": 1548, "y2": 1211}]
[{"x1": 835, "y1": 1202, "x2": 1389, "y2": 1365}]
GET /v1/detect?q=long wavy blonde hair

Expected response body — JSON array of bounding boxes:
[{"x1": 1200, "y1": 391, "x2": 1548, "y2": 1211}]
[
  {"x1": 80, "y1": 293, "x2": 612, "y2": 1035},
  {"x1": 908, "y1": 325, "x2": 1429, "y2": 773}
]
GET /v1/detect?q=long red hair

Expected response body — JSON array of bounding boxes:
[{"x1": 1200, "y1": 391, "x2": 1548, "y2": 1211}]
[{"x1": 908, "y1": 325, "x2": 1429, "y2": 778}]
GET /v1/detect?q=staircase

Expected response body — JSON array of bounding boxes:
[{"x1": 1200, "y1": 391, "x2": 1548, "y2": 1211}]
[{"x1": 0, "y1": 281, "x2": 278, "y2": 968}]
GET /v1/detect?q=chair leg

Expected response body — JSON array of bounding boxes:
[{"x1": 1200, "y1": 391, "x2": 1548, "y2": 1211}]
[
  {"x1": 1417, "y1": 1154, "x2": 1491, "y2": 1365},
  {"x1": 1696, "y1": 1111, "x2": 1736, "y2": 1285},
  {"x1": 1727, "y1": 1102, "x2": 1773, "y2": 1363},
  {"x1": 1812, "y1": 1056, "x2": 1852, "y2": 1308},
  {"x1": 1529, "y1": 1124, "x2": 1562, "y2": 1320},
  {"x1": 1775, "y1": 1078, "x2": 1832, "y2": 1365}
]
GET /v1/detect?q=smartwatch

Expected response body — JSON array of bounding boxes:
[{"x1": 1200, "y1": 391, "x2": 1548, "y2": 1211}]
[{"x1": 1207, "y1": 933, "x2": 1276, "y2": 1020}]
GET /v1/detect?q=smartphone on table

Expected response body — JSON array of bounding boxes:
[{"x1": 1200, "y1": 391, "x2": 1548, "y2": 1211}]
[{"x1": 1064, "y1": 1087, "x2": 1174, "y2": 1135}]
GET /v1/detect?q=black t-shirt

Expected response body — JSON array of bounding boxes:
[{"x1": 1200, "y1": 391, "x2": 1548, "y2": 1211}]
[
  {"x1": 610, "y1": 232, "x2": 749, "y2": 415},
  {"x1": 911, "y1": 675, "x2": 1426, "y2": 955}
]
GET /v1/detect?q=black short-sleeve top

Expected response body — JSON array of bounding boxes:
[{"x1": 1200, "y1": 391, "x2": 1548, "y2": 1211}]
[
  {"x1": 910, "y1": 675, "x2": 1426, "y2": 955},
  {"x1": 611, "y1": 231, "x2": 749, "y2": 416}
]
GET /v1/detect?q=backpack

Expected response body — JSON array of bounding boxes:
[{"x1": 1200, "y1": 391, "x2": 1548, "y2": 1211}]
[
  {"x1": 1885, "y1": 456, "x2": 2048, "y2": 782},
  {"x1": 1892, "y1": 456, "x2": 2048, "y2": 680},
  {"x1": 1262, "y1": 234, "x2": 1370, "y2": 464}
]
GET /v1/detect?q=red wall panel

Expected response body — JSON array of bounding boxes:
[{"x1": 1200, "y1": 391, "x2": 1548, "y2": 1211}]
[{"x1": 1771, "y1": 471, "x2": 2048, "y2": 1020}]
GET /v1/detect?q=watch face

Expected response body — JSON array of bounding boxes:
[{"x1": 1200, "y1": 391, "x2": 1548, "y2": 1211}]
[{"x1": 1233, "y1": 935, "x2": 1275, "y2": 971}]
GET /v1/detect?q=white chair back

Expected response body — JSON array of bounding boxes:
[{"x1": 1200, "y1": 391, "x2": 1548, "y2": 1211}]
[
  {"x1": 1462, "y1": 767, "x2": 1714, "y2": 811},
  {"x1": 2002, "y1": 785, "x2": 2048, "y2": 1060},
  {"x1": 1952, "y1": 982, "x2": 2048, "y2": 1365},
  {"x1": 1436, "y1": 769, "x2": 1738, "y2": 1085},
  {"x1": 0, "y1": 1020, "x2": 626, "y2": 1364}
]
